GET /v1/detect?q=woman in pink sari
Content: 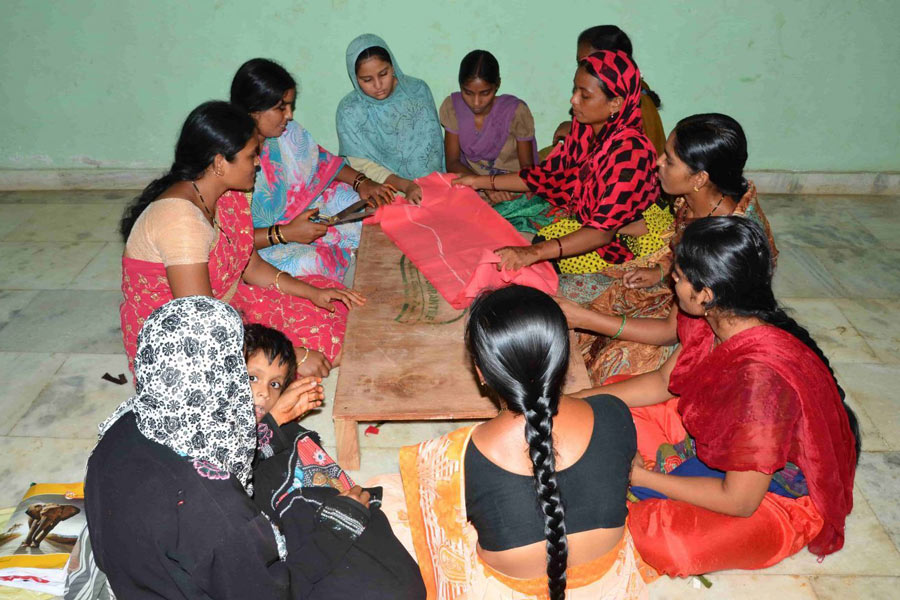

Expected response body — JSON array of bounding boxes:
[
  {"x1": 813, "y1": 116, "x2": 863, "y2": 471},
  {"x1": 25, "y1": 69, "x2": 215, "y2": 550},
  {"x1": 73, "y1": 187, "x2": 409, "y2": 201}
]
[
  {"x1": 231, "y1": 58, "x2": 395, "y2": 284},
  {"x1": 119, "y1": 101, "x2": 364, "y2": 377}
]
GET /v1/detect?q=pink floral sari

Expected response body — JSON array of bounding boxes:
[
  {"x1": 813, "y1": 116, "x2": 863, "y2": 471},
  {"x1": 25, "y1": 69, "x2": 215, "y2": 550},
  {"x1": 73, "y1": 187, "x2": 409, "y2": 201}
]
[
  {"x1": 120, "y1": 191, "x2": 347, "y2": 371},
  {"x1": 253, "y1": 121, "x2": 361, "y2": 282}
]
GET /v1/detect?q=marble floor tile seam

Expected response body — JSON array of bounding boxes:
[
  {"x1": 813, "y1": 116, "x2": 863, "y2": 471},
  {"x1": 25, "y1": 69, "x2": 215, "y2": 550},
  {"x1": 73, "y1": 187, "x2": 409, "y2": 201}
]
[
  {"x1": 830, "y1": 301, "x2": 900, "y2": 365},
  {"x1": 811, "y1": 247, "x2": 900, "y2": 299},
  {"x1": 1, "y1": 431, "x2": 101, "y2": 442},
  {"x1": 770, "y1": 216, "x2": 887, "y2": 251},
  {"x1": 67, "y1": 243, "x2": 116, "y2": 284},
  {"x1": 0, "y1": 241, "x2": 108, "y2": 290},
  {"x1": 0, "y1": 285, "x2": 119, "y2": 292},
  {"x1": 853, "y1": 472, "x2": 900, "y2": 555}
]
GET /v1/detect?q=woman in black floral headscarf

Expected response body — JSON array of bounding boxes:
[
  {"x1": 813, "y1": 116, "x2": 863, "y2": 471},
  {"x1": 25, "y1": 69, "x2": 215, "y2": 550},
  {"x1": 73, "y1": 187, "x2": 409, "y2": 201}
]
[{"x1": 86, "y1": 296, "x2": 423, "y2": 599}]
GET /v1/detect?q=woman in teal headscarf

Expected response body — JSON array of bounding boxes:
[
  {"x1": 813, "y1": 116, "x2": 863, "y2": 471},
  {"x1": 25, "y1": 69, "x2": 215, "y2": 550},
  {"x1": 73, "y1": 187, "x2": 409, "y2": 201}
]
[{"x1": 337, "y1": 34, "x2": 445, "y2": 203}]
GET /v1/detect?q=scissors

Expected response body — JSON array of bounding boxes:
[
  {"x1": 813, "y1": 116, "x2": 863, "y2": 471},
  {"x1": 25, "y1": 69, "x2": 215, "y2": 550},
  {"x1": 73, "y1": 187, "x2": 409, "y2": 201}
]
[{"x1": 311, "y1": 199, "x2": 377, "y2": 226}]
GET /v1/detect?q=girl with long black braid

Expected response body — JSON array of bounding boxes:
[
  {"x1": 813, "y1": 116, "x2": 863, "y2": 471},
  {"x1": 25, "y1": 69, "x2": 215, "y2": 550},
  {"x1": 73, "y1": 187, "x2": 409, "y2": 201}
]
[
  {"x1": 466, "y1": 286, "x2": 571, "y2": 598},
  {"x1": 396, "y1": 285, "x2": 652, "y2": 599},
  {"x1": 582, "y1": 217, "x2": 859, "y2": 576}
]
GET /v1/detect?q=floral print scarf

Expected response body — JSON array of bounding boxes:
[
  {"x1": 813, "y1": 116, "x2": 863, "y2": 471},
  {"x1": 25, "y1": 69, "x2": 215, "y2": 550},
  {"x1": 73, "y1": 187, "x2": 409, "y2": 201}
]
[{"x1": 99, "y1": 296, "x2": 256, "y2": 493}]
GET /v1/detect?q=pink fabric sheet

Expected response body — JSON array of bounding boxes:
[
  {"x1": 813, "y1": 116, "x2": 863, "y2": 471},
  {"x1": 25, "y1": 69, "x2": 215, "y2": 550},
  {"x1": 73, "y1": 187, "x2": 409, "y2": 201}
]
[{"x1": 366, "y1": 172, "x2": 558, "y2": 309}]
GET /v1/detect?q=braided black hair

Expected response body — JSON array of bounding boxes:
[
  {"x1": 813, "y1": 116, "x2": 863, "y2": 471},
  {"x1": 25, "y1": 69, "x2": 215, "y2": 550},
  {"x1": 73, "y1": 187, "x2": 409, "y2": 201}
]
[
  {"x1": 466, "y1": 285, "x2": 570, "y2": 599},
  {"x1": 675, "y1": 217, "x2": 861, "y2": 460}
]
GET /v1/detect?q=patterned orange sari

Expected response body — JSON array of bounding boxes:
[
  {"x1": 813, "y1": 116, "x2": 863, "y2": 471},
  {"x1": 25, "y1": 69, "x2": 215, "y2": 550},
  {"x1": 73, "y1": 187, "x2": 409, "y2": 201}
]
[
  {"x1": 397, "y1": 426, "x2": 654, "y2": 599},
  {"x1": 579, "y1": 182, "x2": 777, "y2": 382},
  {"x1": 120, "y1": 191, "x2": 347, "y2": 371}
]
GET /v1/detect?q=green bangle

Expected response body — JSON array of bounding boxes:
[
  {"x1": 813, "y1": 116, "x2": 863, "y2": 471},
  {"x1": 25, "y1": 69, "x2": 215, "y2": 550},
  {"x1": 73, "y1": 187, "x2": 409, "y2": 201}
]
[
  {"x1": 611, "y1": 314, "x2": 627, "y2": 339},
  {"x1": 657, "y1": 263, "x2": 665, "y2": 282}
]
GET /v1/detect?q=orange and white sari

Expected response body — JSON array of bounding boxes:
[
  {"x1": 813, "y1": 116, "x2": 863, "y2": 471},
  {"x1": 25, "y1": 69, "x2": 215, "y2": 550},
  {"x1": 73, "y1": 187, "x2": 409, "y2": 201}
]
[{"x1": 390, "y1": 425, "x2": 654, "y2": 599}]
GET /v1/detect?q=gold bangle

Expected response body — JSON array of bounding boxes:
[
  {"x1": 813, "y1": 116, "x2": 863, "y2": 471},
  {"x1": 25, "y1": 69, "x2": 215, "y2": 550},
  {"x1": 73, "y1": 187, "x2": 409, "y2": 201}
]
[
  {"x1": 267, "y1": 225, "x2": 276, "y2": 246},
  {"x1": 490, "y1": 174, "x2": 497, "y2": 190},
  {"x1": 273, "y1": 270, "x2": 287, "y2": 293},
  {"x1": 298, "y1": 346, "x2": 310, "y2": 365},
  {"x1": 275, "y1": 224, "x2": 287, "y2": 245}
]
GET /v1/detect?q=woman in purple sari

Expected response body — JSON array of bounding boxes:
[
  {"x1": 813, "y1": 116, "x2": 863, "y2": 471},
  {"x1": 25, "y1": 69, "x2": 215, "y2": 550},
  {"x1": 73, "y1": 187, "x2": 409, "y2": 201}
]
[
  {"x1": 440, "y1": 50, "x2": 548, "y2": 234},
  {"x1": 441, "y1": 52, "x2": 538, "y2": 190}
]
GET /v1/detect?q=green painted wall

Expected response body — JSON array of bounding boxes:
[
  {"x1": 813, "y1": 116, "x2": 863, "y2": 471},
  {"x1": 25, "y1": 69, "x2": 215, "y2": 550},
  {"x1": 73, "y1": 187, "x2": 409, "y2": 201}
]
[{"x1": 2, "y1": 0, "x2": 898, "y2": 172}]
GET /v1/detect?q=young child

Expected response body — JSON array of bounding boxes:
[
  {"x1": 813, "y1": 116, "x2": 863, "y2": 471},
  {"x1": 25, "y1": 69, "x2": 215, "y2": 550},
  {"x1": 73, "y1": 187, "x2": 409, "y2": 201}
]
[
  {"x1": 243, "y1": 323, "x2": 354, "y2": 491},
  {"x1": 242, "y1": 330, "x2": 425, "y2": 598},
  {"x1": 243, "y1": 322, "x2": 324, "y2": 424}
]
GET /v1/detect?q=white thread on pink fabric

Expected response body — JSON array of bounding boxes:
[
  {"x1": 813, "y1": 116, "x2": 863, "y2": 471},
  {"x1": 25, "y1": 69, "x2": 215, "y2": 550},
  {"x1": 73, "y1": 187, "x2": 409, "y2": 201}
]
[{"x1": 402, "y1": 204, "x2": 467, "y2": 287}]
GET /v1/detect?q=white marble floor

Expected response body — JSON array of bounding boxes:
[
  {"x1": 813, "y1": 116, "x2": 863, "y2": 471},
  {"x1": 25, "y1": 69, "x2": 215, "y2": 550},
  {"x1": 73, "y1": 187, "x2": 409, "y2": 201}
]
[{"x1": 0, "y1": 190, "x2": 897, "y2": 598}]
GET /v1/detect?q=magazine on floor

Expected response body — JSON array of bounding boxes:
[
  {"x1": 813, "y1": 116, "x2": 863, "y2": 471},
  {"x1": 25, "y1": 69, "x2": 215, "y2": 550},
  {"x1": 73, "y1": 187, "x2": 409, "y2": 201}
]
[{"x1": 0, "y1": 483, "x2": 85, "y2": 596}]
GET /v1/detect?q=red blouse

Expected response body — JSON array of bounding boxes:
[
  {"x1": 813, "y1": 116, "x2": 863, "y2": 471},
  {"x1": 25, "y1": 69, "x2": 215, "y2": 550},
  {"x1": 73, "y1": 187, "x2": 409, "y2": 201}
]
[{"x1": 669, "y1": 311, "x2": 857, "y2": 556}]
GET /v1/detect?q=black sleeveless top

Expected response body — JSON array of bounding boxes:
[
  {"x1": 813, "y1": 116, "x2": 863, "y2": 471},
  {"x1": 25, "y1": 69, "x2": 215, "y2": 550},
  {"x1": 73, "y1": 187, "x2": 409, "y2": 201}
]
[{"x1": 464, "y1": 394, "x2": 636, "y2": 551}]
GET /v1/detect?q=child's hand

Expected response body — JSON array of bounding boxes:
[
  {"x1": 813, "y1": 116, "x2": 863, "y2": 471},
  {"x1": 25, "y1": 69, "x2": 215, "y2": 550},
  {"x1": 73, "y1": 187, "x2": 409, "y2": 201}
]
[{"x1": 269, "y1": 376, "x2": 324, "y2": 425}]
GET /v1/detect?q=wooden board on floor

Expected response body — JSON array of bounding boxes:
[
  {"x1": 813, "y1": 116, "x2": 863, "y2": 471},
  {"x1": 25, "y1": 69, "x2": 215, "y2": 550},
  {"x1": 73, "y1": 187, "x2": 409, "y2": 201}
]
[{"x1": 332, "y1": 224, "x2": 591, "y2": 468}]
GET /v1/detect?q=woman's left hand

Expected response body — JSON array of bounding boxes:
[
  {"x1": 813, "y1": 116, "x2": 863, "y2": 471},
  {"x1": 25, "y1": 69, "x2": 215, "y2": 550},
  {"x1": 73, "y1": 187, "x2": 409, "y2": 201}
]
[
  {"x1": 358, "y1": 179, "x2": 395, "y2": 207},
  {"x1": 494, "y1": 245, "x2": 541, "y2": 271},
  {"x1": 309, "y1": 288, "x2": 367, "y2": 312},
  {"x1": 623, "y1": 267, "x2": 663, "y2": 289}
]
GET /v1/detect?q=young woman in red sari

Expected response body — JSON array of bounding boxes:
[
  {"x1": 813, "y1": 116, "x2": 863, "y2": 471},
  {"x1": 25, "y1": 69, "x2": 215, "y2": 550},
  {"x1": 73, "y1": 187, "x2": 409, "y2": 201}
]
[
  {"x1": 119, "y1": 102, "x2": 364, "y2": 377},
  {"x1": 577, "y1": 217, "x2": 860, "y2": 576},
  {"x1": 556, "y1": 113, "x2": 778, "y2": 383}
]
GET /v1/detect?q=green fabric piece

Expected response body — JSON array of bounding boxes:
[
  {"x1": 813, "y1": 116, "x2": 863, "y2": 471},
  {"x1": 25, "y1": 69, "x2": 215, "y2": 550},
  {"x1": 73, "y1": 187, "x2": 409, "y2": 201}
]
[{"x1": 492, "y1": 195, "x2": 554, "y2": 235}]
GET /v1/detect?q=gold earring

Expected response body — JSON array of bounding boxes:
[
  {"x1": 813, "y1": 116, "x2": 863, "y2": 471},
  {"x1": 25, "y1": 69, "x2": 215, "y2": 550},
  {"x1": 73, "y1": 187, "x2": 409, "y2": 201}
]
[{"x1": 693, "y1": 185, "x2": 700, "y2": 192}]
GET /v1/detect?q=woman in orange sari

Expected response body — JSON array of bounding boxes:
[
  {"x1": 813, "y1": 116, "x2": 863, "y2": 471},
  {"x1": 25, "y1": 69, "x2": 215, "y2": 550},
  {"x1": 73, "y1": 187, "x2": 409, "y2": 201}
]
[
  {"x1": 397, "y1": 286, "x2": 653, "y2": 599},
  {"x1": 576, "y1": 217, "x2": 859, "y2": 576},
  {"x1": 119, "y1": 102, "x2": 364, "y2": 377},
  {"x1": 558, "y1": 113, "x2": 777, "y2": 383}
]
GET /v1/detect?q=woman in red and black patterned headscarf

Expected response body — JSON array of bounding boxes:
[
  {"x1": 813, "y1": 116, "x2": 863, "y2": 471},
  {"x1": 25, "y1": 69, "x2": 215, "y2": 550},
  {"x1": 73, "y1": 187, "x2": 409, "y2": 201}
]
[{"x1": 454, "y1": 50, "x2": 664, "y2": 285}]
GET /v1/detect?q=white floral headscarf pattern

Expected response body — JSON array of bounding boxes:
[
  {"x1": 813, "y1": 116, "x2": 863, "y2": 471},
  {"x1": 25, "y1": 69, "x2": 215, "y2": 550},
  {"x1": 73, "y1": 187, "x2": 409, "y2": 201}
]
[{"x1": 99, "y1": 296, "x2": 256, "y2": 493}]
